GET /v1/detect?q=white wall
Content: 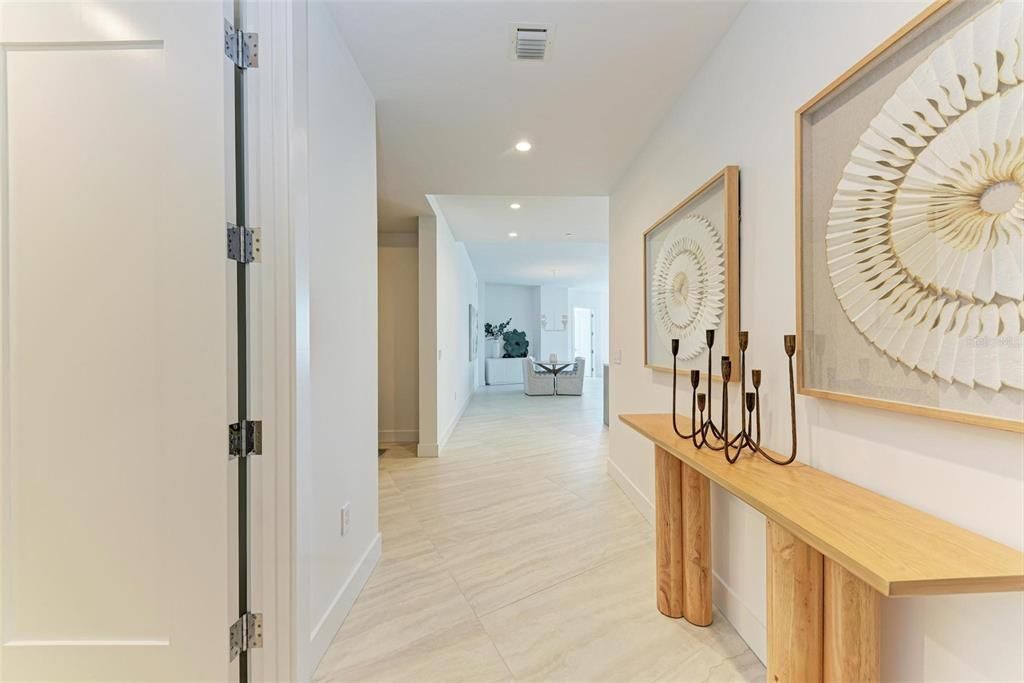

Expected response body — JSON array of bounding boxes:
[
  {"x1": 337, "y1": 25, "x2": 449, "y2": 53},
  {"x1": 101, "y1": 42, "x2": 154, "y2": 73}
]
[
  {"x1": 417, "y1": 217, "x2": 438, "y2": 457},
  {"x1": 298, "y1": 3, "x2": 381, "y2": 677},
  {"x1": 483, "y1": 283, "x2": 541, "y2": 361},
  {"x1": 568, "y1": 288, "x2": 608, "y2": 374},
  {"x1": 378, "y1": 233, "x2": 419, "y2": 444},
  {"x1": 608, "y1": 2, "x2": 1024, "y2": 681},
  {"x1": 539, "y1": 285, "x2": 571, "y2": 360},
  {"x1": 418, "y1": 214, "x2": 480, "y2": 456},
  {"x1": 436, "y1": 213, "x2": 480, "y2": 446}
]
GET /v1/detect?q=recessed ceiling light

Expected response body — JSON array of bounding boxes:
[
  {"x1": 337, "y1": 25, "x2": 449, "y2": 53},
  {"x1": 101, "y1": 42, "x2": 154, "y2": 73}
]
[
  {"x1": 510, "y1": 203, "x2": 521, "y2": 210},
  {"x1": 564, "y1": 232, "x2": 574, "y2": 237},
  {"x1": 515, "y1": 140, "x2": 532, "y2": 152},
  {"x1": 508, "y1": 232, "x2": 518, "y2": 238}
]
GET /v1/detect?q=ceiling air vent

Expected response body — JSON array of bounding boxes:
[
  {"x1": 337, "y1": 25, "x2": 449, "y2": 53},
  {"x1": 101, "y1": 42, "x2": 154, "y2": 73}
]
[{"x1": 512, "y1": 25, "x2": 552, "y2": 62}]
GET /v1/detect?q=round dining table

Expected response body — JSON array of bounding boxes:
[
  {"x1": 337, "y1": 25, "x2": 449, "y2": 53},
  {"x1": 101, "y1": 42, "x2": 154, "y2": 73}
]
[{"x1": 534, "y1": 359, "x2": 575, "y2": 384}]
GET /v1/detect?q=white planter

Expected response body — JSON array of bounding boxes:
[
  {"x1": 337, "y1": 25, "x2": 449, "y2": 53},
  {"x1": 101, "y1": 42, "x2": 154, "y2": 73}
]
[{"x1": 485, "y1": 338, "x2": 502, "y2": 359}]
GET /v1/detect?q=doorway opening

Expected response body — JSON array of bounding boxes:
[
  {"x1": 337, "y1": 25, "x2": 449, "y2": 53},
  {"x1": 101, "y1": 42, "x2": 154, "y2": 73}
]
[{"x1": 572, "y1": 307, "x2": 596, "y2": 377}]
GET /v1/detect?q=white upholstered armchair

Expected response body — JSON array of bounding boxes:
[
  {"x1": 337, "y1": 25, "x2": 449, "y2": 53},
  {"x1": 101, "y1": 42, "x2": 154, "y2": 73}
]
[
  {"x1": 555, "y1": 356, "x2": 586, "y2": 396},
  {"x1": 522, "y1": 356, "x2": 555, "y2": 396}
]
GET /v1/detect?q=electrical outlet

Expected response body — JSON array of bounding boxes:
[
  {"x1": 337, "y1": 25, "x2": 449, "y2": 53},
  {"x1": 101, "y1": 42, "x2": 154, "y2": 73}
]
[{"x1": 340, "y1": 503, "x2": 351, "y2": 536}]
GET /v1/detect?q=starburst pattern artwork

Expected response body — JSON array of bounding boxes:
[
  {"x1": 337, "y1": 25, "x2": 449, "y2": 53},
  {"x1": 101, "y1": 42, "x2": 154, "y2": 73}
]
[
  {"x1": 651, "y1": 215, "x2": 726, "y2": 360},
  {"x1": 824, "y1": 0, "x2": 1023, "y2": 391},
  {"x1": 644, "y1": 166, "x2": 739, "y2": 375}
]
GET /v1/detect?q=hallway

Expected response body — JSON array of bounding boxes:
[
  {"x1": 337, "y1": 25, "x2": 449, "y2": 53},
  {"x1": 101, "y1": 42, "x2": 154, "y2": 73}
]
[{"x1": 315, "y1": 382, "x2": 763, "y2": 682}]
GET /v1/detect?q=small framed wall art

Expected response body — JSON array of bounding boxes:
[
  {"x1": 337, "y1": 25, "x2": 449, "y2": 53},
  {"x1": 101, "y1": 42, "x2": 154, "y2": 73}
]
[
  {"x1": 468, "y1": 303, "x2": 479, "y2": 362},
  {"x1": 796, "y1": 0, "x2": 1023, "y2": 432},
  {"x1": 644, "y1": 166, "x2": 740, "y2": 379}
]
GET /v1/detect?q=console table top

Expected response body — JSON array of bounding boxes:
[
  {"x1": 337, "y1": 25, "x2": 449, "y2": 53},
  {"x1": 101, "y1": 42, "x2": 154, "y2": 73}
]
[{"x1": 619, "y1": 413, "x2": 1024, "y2": 597}]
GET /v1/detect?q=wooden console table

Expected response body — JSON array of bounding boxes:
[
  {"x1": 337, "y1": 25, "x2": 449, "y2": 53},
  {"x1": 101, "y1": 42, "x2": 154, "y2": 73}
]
[{"x1": 619, "y1": 413, "x2": 1024, "y2": 682}]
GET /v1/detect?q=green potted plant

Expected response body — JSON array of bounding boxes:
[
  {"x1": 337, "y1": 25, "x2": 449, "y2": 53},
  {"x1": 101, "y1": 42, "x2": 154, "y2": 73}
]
[{"x1": 483, "y1": 318, "x2": 511, "y2": 358}]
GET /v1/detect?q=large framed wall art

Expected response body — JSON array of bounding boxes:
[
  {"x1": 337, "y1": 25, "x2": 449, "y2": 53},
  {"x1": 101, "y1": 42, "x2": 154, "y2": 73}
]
[
  {"x1": 796, "y1": 0, "x2": 1023, "y2": 432},
  {"x1": 644, "y1": 166, "x2": 740, "y2": 379}
]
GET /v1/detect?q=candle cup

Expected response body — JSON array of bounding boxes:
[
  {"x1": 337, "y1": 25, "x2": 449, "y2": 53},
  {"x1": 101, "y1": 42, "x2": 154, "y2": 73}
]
[
  {"x1": 739, "y1": 330, "x2": 749, "y2": 351},
  {"x1": 671, "y1": 339, "x2": 679, "y2": 357},
  {"x1": 784, "y1": 334, "x2": 796, "y2": 357},
  {"x1": 690, "y1": 369, "x2": 701, "y2": 389},
  {"x1": 751, "y1": 369, "x2": 762, "y2": 388},
  {"x1": 721, "y1": 356, "x2": 732, "y2": 382},
  {"x1": 706, "y1": 329, "x2": 715, "y2": 349},
  {"x1": 745, "y1": 391, "x2": 755, "y2": 413},
  {"x1": 697, "y1": 393, "x2": 706, "y2": 412}
]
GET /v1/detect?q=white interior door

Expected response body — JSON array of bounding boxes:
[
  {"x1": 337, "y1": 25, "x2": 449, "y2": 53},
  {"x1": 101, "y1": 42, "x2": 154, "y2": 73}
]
[
  {"x1": 0, "y1": 2, "x2": 234, "y2": 680},
  {"x1": 573, "y1": 307, "x2": 593, "y2": 375}
]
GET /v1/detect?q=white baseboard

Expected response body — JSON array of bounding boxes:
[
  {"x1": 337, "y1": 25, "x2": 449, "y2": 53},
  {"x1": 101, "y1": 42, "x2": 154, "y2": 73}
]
[
  {"x1": 713, "y1": 571, "x2": 767, "y2": 665},
  {"x1": 606, "y1": 456, "x2": 766, "y2": 665},
  {"x1": 438, "y1": 391, "x2": 472, "y2": 452},
  {"x1": 606, "y1": 457, "x2": 654, "y2": 525},
  {"x1": 417, "y1": 442, "x2": 439, "y2": 458},
  {"x1": 308, "y1": 533, "x2": 382, "y2": 672},
  {"x1": 379, "y1": 429, "x2": 418, "y2": 444}
]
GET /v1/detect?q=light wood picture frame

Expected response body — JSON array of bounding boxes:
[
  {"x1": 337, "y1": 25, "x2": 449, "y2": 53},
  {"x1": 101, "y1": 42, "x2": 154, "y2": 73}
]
[
  {"x1": 795, "y1": 0, "x2": 1024, "y2": 433},
  {"x1": 644, "y1": 166, "x2": 740, "y2": 380}
]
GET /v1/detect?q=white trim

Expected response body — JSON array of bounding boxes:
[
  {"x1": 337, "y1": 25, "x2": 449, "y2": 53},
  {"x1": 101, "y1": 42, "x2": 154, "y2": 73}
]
[
  {"x1": 248, "y1": 0, "x2": 296, "y2": 680},
  {"x1": 379, "y1": 429, "x2": 418, "y2": 444},
  {"x1": 438, "y1": 390, "x2": 472, "y2": 452},
  {"x1": 417, "y1": 442, "x2": 439, "y2": 458},
  {"x1": 3, "y1": 640, "x2": 169, "y2": 648},
  {"x1": 712, "y1": 570, "x2": 767, "y2": 666},
  {"x1": 606, "y1": 457, "x2": 654, "y2": 525},
  {"x1": 606, "y1": 457, "x2": 767, "y2": 666},
  {"x1": 288, "y1": 1, "x2": 315, "y2": 680},
  {"x1": 308, "y1": 533, "x2": 382, "y2": 671}
]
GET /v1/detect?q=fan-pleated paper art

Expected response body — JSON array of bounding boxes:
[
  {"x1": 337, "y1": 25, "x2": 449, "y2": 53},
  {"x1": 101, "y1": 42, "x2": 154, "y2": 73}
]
[
  {"x1": 825, "y1": 0, "x2": 1024, "y2": 391},
  {"x1": 652, "y1": 215, "x2": 726, "y2": 360}
]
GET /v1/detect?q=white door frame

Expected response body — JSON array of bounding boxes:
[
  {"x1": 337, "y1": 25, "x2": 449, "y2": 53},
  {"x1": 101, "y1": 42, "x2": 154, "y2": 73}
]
[{"x1": 248, "y1": 1, "x2": 311, "y2": 680}]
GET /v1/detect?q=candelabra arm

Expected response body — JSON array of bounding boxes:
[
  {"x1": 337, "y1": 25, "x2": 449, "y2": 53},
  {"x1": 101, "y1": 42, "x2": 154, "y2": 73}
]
[
  {"x1": 751, "y1": 348, "x2": 798, "y2": 466},
  {"x1": 703, "y1": 346, "x2": 724, "y2": 439},
  {"x1": 671, "y1": 354, "x2": 701, "y2": 440},
  {"x1": 694, "y1": 407, "x2": 705, "y2": 449},
  {"x1": 722, "y1": 374, "x2": 740, "y2": 464},
  {"x1": 755, "y1": 387, "x2": 762, "y2": 443},
  {"x1": 740, "y1": 349, "x2": 747, "y2": 434}
]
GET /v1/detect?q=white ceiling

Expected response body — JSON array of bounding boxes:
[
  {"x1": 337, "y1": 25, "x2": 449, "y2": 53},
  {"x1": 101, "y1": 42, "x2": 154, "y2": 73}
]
[
  {"x1": 329, "y1": 0, "x2": 746, "y2": 234},
  {"x1": 430, "y1": 195, "x2": 608, "y2": 242},
  {"x1": 429, "y1": 195, "x2": 608, "y2": 289},
  {"x1": 464, "y1": 241, "x2": 609, "y2": 291}
]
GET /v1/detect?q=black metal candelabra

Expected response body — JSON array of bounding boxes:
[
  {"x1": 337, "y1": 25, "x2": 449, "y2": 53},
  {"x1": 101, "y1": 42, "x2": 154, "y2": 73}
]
[
  {"x1": 671, "y1": 329, "x2": 799, "y2": 466},
  {"x1": 671, "y1": 330, "x2": 725, "y2": 448}
]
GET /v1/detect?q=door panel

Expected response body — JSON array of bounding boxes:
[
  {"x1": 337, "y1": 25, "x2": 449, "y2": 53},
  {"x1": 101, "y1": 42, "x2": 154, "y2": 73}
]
[{"x1": 0, "y1": 2, "x2": 231, "y2": 679}]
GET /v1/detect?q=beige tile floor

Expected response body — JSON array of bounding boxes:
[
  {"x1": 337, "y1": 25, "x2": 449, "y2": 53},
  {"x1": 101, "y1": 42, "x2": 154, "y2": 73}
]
[{"x1": 314, "y1": 379, "x2": 764, "y2": 682}]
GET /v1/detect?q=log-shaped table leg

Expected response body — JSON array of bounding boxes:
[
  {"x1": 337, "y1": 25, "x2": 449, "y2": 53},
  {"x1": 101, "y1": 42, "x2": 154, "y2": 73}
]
[
  {"x1": 767, "y1": 520, "x2": 823, "y2": 682},
  {"x1": 824, "y1": 558, "x2": 880, "y2": 682},
  {"x1": 655, "y1": 446, "x2": 684, "y2": 618},
  {"x1": 681, "y1": 462, "x2": 711, "y2": 626}
]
